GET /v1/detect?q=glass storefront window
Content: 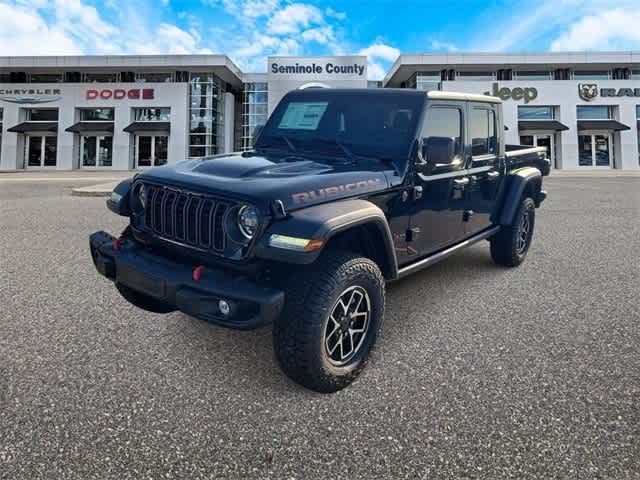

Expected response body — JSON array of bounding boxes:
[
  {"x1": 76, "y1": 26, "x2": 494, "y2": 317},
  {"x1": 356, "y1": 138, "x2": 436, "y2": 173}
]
[
  {"x1": 135, "y1": 72, "x2": 174, "y2": 83},
  {"x1": 632, "y1": 70, "x2": 640, "y2": 80},
  {"x1": 28, "y1": 73, "x2": 63, "y2": 83},
  {"x1": 514, "y1": 71, "x2": 552, "y2": 80},
  {"x1": 518, "y1": 106, "x2": 555, "y2": 119},
  {"x1": 189, "y1": 72, "x2": 225, "y2": 157},
  {"x1": 27, "y1": 108, "x2": 58, "y2": 121},
  {"x1": 240, "y1": 82, "x2": 268, "y2": 151},
  {"x1": 577, "y1": 106, "x2": 612, "y2": 119},
  {"x1": 456, "y1": 71, "x2": 496, "y2": 81},
  {"x1": 0, "y1": 107, "x2": 3, "y2": 122},
  {"x1": 134, "y1": 108, "x2": 171, "y2": 121},
  {"x1": 573, "y1": 70, "x2": 610, "y2": 80},
  {"x1": 80, "y1": 108, "x2": 114, "y2": 121},
  {"x1": 83, "y1": 72, "x2": 118, "y2": 83},
  {"x1": 407, "y1": 72, "x2": 440, "y2": 92}
]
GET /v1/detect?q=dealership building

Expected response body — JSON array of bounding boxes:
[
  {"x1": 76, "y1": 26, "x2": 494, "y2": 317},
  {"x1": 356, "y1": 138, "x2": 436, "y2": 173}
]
[{"x1": 1, "y1": 51, "x2": 639, "y2": 171}]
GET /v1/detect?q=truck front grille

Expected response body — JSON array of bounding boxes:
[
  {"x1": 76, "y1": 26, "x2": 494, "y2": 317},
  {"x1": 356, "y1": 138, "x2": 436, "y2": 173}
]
[{"x1": 141, "y1": 183, "x2": 231, "y2": 253}]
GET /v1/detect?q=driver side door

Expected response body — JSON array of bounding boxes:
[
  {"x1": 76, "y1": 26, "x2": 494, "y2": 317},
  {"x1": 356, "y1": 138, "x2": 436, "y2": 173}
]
[{"x1": 406, "y1": 102, "x2": 468, "y2": 259}]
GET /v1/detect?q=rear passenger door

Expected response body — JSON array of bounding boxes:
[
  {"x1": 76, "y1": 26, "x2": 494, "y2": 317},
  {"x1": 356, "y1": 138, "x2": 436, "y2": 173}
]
[{"x1": 464, "y1": 103, "x2": 502, "y2": 235}]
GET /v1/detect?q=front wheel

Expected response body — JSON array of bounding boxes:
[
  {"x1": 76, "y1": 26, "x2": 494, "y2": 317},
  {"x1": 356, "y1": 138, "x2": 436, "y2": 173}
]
[
  {"x1": 490, "y1": 196, "x2": 536, "y2": 267},
  {"x1": 273, "y1": 251, "x2": 385, "y2": 393}
]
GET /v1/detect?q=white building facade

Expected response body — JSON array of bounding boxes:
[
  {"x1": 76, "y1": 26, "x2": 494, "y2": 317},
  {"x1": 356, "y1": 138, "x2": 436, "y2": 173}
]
[
  {"x1": 384, "y1": 52, "x2": 640, "y2": 170},
  {"x1": 1, "y1": 52, "x2": 639, "y2": 171}
]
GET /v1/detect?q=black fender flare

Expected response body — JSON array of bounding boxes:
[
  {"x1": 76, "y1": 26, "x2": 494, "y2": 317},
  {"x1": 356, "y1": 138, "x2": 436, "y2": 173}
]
[
  {"x1": 498, "y1": 167, "x2": 542, "y2": 226},
  {"x1": 254, "y1": 198, "x2": 398, "y2": 278},
  {"x1": 106, "y1": 177, "x2": 134, "y2": 216}
]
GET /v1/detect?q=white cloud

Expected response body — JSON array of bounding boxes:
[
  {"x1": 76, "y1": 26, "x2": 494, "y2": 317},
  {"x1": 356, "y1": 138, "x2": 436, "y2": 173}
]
[
  {"x1": 358, "y1": 42, "x2": 399, "y2": 80},
  {"x1": 551, "y1": 9, "x2": 640, "y2": 50},
  {"x1": 266, "y1": 3, "x2": 323, "y2": 35},
  {"x1": 300, "y1": 26, "x2": 335, "y2": 44},
  {"x1": 358, "y1": 43, "x2": 400, "y2": 62},
  {"x1": 430, "y1": 40, "x2": 458, "y2": 52},
  {"x1": 325, "y1": 7, "x2": 346, "y2": 20},
  {"x1": 0, "y1": 3, "x2": 82, "y2": 55}
]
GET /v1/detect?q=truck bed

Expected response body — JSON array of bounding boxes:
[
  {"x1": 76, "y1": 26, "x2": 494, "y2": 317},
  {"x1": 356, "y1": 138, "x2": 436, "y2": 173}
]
[{"x1": 505, "y1": 144, "x2": 551, "y2": 176}]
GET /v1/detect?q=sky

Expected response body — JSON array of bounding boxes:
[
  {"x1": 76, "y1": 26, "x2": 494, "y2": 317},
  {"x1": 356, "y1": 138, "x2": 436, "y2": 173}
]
[{"x1": 0, "y1": 0, "x2": 640, "y2": 79}]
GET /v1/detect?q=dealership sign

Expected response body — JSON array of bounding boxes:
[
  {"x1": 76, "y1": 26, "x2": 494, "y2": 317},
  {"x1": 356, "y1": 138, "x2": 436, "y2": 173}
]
[
  {"x1": 85, "y1": 88, "x2": 155, "y2": 100},
  {"x1": 270, "y1": 62, "x2": 366, "y2": 76},
  {"x1": 484, "y1": 83, "x2": 538, "y2": 103},
  {"x1": 0, "y1": 88, "x2": 62, "y2": 104},
  {"x1": 579, "y1": 83, "x2": 640, "y2": 101}
]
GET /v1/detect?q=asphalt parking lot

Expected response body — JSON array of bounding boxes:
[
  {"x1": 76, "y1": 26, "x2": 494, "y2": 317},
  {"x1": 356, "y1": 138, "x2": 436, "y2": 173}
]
[{"x1": 0, "y1": 176, "x2": 638, "y2": 479}]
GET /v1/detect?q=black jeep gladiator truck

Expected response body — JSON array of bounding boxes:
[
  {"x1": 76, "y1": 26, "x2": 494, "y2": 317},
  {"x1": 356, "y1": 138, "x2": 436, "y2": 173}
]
[{"x1": 90, "y1": 89, "x2": 549, "y2": 393}]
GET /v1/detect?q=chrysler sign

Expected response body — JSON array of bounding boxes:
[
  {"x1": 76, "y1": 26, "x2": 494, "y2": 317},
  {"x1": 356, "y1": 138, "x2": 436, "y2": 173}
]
[
  {"x1": 86, "y1": 88, "x2": 155, "y2": 100},
  {"x1": 0, "y1": 88, "x2": 62, "y2": 104}
]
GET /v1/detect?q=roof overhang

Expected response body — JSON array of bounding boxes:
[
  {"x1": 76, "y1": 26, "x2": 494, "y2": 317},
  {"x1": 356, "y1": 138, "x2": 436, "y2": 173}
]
[
  {"x1": 7, "y1": 121, "x2": 58, "y2": 133},
  {"x1": 577, "y1": 120, "x2": 630, "y2": 131},
  {"x1": 518, "y1": 120, "x2": 570, "y2": 132},
  {"x1": 0, "y1": 54, "x2": 244, "y2": 88},
  {"x1": 66, "y1": 121, "x2": 114, "y2": 133},
  {"x1": 123, "y1": 121, "x2": 170, "y2": 133}
]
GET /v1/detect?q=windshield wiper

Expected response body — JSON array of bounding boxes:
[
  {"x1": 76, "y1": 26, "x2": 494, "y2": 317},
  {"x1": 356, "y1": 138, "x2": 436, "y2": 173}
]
[
  {"x1": 315, "y1": 138, "x2": 355, "y2": 161},
  {"x1": 256, "y1": 135, "x2": 297, "y2": 153}
]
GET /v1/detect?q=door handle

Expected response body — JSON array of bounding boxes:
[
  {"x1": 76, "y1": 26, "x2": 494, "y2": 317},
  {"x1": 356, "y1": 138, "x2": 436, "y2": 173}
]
[{"x1": 453, "y1": 177, "x2": 470, "y2": 189}]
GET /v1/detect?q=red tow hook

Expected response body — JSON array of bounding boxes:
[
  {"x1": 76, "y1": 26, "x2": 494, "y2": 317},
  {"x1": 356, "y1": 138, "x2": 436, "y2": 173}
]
[
  {"x1": 193, "y1": 265, "x2": 205, "y2": 282},
  {"x1": 113, "y1": 237, "x2": 123, "y2": 251}
]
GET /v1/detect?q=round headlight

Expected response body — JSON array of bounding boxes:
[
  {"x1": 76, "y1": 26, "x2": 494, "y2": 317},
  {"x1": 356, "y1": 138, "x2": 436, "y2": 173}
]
[
  {"x1": 237, "y1": 205, "x2": 259, "y2": 239},
  {"x1": 138, "y1": 184, "x2": 147, "y2": 209}
]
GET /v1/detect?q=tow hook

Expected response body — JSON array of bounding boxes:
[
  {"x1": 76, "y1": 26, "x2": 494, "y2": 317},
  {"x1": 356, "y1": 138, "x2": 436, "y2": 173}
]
[{"x1": 113, "y1": 225, "x2": 132, "y2": 251}]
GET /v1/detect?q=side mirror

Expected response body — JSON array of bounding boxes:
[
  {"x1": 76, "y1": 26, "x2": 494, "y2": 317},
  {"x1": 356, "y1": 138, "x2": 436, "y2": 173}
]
[{"x1": 420, "y1": 137, "x2": 460, "y2": 174}]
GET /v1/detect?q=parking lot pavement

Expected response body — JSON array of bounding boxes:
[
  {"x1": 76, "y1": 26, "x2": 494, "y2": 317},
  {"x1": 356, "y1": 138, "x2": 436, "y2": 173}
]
[{"x1": 0, "y1": 177, "x2": 638, "y2": 479}]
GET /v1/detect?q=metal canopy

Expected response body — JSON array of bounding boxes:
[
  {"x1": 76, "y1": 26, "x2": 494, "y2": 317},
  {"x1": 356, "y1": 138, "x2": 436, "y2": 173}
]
[
  {"x1": 577, "y1": 120, "x2": 630, "y2": 131},
  {"x1": 7, "y1": 122, "x2": 58, "y2": 133},
  {"x1": 65, "y1": 122, "x2": 114, "y2": 133},
  {"x1": 123, "y1": 121, "x2": 171, "y2": 133},
  {"x1": 518, "y1": 120, "x2": 570, "y2": 132}
]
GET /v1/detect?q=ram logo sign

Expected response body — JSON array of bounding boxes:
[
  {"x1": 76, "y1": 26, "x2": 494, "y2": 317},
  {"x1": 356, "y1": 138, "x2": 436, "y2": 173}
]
[{"x1": 578, "y1": 84, "x2": 598, "y2": 101}]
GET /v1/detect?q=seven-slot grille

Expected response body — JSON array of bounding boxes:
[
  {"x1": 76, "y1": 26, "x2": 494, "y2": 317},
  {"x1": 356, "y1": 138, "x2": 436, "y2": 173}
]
[{"x1": 141, "y1": 183, "x2": 231, "y2": 252}]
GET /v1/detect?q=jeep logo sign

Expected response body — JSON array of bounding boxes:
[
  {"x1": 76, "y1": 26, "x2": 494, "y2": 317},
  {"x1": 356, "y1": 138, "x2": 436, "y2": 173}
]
[
  {"x1": 86, "y1": 88, "x2": 155, "y2": 100},
  {"x1": 484, "y1": 83, "x2": 538, "y2": 103}
]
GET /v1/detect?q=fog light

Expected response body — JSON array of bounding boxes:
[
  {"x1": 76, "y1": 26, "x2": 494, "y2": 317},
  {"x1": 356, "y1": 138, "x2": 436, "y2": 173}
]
[{"x1": 218, "y1": 299, "x2": 231, "y2": 316}]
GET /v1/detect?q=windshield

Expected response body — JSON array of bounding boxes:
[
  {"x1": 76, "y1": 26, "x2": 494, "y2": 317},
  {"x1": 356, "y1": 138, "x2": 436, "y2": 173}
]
[{"x1": 255, "y1": 90, "x2": 424, "y2": 166}]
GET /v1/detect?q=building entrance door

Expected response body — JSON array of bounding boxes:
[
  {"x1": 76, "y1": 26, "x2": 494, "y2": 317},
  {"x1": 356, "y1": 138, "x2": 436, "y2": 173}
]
[
  {"x1": 520, "y1": 133, "x2": 556, "y2": 168},
  {"x1": 135, "y1": 135, "x2": 168, "y2": 168},
  {"x1": 578, "y1": 133, "x2": 612, "y2": 168},
  {"x1": 26, "y1": 135, "x2": 57, "y2": 168},
  {"x1": 81, "y1": 135, "x2": 113, "y2": 168}
]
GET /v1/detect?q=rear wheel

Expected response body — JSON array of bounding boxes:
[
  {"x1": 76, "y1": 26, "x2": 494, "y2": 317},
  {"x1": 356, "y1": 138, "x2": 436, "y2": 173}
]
[
  {"x1": 115, "y1": 283, "x2": 176, "y2": 314},
  {"x1": 273, "y1": 250, "x2": 385, "y2": 393},
  {"x1": 490, "y1": 196, "x2": 536, "y2": 267}
]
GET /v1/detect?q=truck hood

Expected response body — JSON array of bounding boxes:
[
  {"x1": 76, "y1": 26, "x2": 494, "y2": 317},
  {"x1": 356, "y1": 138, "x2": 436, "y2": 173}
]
[{"x1": 135, "y1": 152, "x2": 393, "y2": 212}]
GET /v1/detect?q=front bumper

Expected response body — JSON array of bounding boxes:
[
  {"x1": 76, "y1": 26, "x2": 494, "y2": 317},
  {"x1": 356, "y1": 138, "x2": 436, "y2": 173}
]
[{"x1": 89, "y1": 231, "x2": 284, "y2": 330}]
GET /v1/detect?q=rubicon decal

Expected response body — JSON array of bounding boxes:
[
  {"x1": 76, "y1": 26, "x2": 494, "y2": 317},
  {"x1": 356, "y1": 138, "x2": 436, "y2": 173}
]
[
  {"x1": 86, "y1": 88, "x2": 155, "y2": 100},
  {"x1": 292, "y1": 178, "x2": 382, "y2": 204}
]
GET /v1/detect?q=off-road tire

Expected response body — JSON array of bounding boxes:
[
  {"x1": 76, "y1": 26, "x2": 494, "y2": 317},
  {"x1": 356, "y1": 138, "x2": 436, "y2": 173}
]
[
  {"x1": 490, "y1": 196, "x2": 536, "y2": 267},
  {"x1": 115, "y1": 283, "x2": 176, "y2": 314},
  {"x1": 273, "y1": 250, "x2": 385, "y2": 393}
]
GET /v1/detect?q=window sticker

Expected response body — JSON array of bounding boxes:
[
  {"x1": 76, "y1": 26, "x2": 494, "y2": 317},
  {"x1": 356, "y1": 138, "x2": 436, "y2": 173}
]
[{"x1": 278, "y1": 102, "x2": 328, "y2": 130}]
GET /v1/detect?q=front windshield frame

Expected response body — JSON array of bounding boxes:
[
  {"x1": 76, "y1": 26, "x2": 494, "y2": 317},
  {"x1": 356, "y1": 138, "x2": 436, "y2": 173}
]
[{"x1": 255, "y1": 90, "x2": 425, "y2": 170}]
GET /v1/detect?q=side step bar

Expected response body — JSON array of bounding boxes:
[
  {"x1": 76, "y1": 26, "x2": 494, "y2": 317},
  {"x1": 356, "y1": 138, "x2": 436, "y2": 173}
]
[{"x1": 395, "y1": 226, "x2": 500, "y2": 280}]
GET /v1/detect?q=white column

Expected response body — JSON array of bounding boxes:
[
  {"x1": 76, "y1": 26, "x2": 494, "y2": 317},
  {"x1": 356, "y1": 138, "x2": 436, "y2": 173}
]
[{"x1": 0, "y1": 104, "x2": 20, "y2": 170}]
